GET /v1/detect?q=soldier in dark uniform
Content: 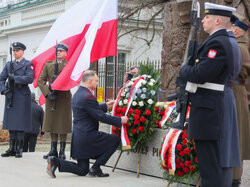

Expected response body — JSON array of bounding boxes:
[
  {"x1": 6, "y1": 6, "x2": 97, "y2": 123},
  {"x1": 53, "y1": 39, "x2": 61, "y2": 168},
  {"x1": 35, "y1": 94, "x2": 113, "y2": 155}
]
[
  {"x1": 46, "y1": 70, "x2": 128, "y2": 178},
  {"x1": 38, "y1": 43, "x2": 72, "y2": 160},
  {"x1": 179, "y1": 3, "x2": 236, "y2": 186},
  {"x1": 0, "y1": 42, "x2": 34, "y2": 158}
]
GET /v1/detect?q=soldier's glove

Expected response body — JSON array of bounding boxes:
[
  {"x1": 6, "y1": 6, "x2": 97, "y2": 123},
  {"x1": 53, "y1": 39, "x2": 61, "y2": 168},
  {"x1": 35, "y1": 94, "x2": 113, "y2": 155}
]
[
  {"x1": 46, "y1": 92, "x2": 56, "y2": 101},
  {"x1": 8, "y1": 73, "x2": 15, "y2": 81}
]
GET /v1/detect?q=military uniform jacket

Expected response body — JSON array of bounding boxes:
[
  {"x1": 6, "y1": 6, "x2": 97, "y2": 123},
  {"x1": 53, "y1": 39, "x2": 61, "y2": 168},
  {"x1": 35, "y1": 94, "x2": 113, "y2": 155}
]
[
  {"x1": 38, "y1": 59, "x2": 72, "y2": 134},
  {"x1": 0, "y1": 58, "x2": 34, "y2": 131},
  {"x1": 233, "y1": 36, "x2": 250, "y2": 160},
  {"x1": 70, "y1": 86, "x2": 121, "y2": 159},
  {"x1": 180, "y1": 29, "x2": 233, "y2": 140}
]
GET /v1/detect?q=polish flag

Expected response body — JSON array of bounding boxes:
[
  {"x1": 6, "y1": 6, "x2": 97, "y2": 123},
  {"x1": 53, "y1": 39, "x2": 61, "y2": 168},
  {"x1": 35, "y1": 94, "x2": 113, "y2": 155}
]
[{"x1": 32, "y1": 0, "x2": 117, "y2": 91}]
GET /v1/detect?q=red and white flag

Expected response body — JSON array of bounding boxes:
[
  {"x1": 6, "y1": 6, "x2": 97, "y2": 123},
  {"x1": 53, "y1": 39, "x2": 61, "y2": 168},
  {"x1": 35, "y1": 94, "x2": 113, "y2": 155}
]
[{"x1": 32, "y1": 0, "x2": 117, "y2": 91}]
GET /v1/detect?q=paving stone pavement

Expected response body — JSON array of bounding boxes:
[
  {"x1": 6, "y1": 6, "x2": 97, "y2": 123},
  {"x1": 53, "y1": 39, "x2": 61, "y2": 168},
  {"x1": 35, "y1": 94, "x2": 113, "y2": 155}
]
[{"x1": 0, "y1": 152, "x2": 249, "y2": 187}]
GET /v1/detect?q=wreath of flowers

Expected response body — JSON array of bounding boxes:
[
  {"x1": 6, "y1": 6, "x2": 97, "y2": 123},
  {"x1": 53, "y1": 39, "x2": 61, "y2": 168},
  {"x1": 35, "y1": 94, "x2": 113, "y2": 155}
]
[
  {"x1": 159, "y1": 109, "x2": 199, "y2": 185},
  {"x1": 111, "y1": 64, "x2": 160, "y2": 150}
]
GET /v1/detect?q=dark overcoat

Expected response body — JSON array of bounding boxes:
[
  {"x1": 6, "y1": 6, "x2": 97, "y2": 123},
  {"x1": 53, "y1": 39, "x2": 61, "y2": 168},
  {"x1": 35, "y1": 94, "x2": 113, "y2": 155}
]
[
  {"x1": 180, "y1": 29, "x2": 233, "y2": 140},
  {"x1": 219, "y1": 31, "x2": 241, "y2": 167},
  {"x1": 38, "y1": 59, "x2": 72, "y2": 134},
  {"x1": 0, "y1": 58, "x2": 34, "y2": 131},
  {"x1": 70, "y1": 86, "x2": 121, "y2": 159}
]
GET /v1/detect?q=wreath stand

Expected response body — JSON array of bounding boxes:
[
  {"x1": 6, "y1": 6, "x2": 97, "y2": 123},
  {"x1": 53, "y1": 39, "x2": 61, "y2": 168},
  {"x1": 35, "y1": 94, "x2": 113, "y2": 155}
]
[
  {"x1": 166, "y1": 175, "x2": 201, "y2": 187},
  {"x1": 112, "y1": 149, "x2": 142, "y2": 178}
]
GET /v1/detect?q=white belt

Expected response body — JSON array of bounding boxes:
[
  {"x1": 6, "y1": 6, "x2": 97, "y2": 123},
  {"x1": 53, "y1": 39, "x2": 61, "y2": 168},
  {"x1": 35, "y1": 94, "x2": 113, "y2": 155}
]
[{"x1": 185, "y1": 81, "x2": 225, "y2": 93}]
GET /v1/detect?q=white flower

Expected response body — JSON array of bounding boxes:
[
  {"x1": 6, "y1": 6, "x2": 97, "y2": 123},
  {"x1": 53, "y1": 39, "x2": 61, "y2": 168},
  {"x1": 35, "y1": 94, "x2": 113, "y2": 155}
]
[
  {"x1": 148, "y1": 82, "x2": 154, "y2": 86},
  {"x1": 125, "y1": 87, "x2": 130, "y2": 92},
  {"x1": 121, "y1": 92, "x2": 125, "y2": 97},
  {"x1": 142, "y1": 88, "x2": 147, "y2": 93},
  {"x1": 132, "y1": 101, "x2": 137, "y2": 106},
  {"x1": 140, "y1": 94, "x2": 146, "y2": 99},
  {"x1": 141, "y1": 80, "x2": 147, "y2": 85},
  {"x1": 150, "y1": 79, "x2": 156, "y2": 83},
  {"x1": 151, "y1": 90, "x2": 156, "y2": 96},
  {"x1": 147, "y1": 75, "x2": 152, "y2": 79},
  {"x1": 147, "y1": 99, "x2": 154, "y2": 105},
  {"x1": 136, "y1": 89, "x2": 142, "y2": 94},
  {"x1": 126, "y1": 93, "x2": 130, "y2": 98},
  {"x1": 119, "y1": 101, "x2": 123, "y2": 106},
  {"x1": 123, "y1": 99, "x2": 128, "y2": 104},
  {"x1": 139, "y1": 101, "x2": 144, "y2": 107}
]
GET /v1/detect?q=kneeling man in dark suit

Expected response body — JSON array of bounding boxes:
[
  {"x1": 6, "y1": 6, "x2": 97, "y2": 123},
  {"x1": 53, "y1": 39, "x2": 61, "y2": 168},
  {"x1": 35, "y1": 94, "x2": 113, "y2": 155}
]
[{"x1": 46, "y1": 70, "x2": 128, "y2": 178}]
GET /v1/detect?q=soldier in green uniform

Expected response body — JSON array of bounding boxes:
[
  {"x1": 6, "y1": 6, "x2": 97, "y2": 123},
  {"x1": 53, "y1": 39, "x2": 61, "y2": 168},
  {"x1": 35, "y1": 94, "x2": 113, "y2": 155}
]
[{"x1": 38, "y1": 43, "x2": 72, "y2": 160}]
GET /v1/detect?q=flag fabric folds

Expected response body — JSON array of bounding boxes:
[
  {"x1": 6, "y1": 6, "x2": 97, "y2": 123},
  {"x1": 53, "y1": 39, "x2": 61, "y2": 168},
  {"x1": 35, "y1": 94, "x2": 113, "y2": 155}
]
[{"x1": 32, "y1": 0, "x2": 117, "y2": 91}]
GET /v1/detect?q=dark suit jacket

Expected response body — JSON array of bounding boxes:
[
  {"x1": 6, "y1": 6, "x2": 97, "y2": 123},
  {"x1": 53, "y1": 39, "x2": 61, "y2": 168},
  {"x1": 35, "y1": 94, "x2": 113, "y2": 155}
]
[
  {"x1": 71, "y1": 86, "x2": 121, "y2": 159},
  {"x1": 180, "y1": 29, "x2": 233, "y2": 140}
]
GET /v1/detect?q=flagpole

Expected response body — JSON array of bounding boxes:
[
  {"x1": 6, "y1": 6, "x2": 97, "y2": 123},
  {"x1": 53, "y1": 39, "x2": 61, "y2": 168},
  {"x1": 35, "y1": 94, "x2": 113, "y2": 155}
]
[
  {"x1": 114, "y1": 55, "x2": 117, "y2": 99},
  {"x1": 105, "y1": 57, "x2": 108, "y2": 100}
]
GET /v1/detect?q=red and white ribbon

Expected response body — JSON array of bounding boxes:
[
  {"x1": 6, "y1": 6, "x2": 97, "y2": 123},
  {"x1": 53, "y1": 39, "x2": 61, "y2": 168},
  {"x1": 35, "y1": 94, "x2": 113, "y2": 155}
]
[{"x1": 159, "y1": 101, "x2": 176, "y2": 128}]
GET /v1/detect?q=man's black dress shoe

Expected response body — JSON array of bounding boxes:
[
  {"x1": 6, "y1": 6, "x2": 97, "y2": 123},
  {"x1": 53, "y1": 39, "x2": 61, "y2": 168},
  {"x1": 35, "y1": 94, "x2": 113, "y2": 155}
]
[
  {"x1": 47, "y1": 156, "x2": 59, "y2": 178},
  {"x1": 89, "y1": 167, "x2": 109, "y2": 177}
]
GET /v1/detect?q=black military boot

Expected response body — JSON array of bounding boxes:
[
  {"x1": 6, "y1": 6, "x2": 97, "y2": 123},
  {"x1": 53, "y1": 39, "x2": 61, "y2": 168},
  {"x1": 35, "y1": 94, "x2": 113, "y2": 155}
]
[
  {"x1": 58, "y1": 142, "x2": 66, "y2": 160},
  {"x1": 1, "y1": 139, "x2": 16, "y2": 157},
  {"x1": 43, "y1": 142, "x2": 58, "y2": 159},
  {"x1": 47, "y1": 156, "x2": 60, "y2": 178},
  {"x1": 15, "y1": 139, "x2": 24, "y2": 158}
]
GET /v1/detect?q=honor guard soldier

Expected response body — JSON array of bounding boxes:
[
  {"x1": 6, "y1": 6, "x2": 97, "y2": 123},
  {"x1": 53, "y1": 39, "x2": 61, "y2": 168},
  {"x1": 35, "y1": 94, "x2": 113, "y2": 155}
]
[
  {"x1": 179, "y1": 3, "x2": 236, "y2": 186},
  {"x1": 38, "y1": 43, "x2": 72, "y2": 160},
  {"x1": 0, "y1": 42, "x2": 34, "y2": 158},
  {"x1": 231, "y1": 13, "x2": 250, "y2": 187}
]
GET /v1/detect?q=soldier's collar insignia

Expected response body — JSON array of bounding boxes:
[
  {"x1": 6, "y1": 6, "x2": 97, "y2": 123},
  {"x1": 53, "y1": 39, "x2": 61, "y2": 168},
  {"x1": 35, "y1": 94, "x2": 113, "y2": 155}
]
[{"x1": 208, "y1": 49, "x2": 217, "y2": 58}]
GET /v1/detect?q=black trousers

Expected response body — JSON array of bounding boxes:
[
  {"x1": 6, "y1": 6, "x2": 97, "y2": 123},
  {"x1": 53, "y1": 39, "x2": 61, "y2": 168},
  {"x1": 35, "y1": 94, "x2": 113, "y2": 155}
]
[
  {"x1": 9, "y1": 130, "x2": 25, "y2": 141},
  {"x1": 59, "y1": 136, "x2": 120, "y2": 176},
  {"x1": 195, "y1": 140, "x2": 232, "y2": 187},
  {"x1": 23, "y1": 133, "x2": 38, "y2": 152}
]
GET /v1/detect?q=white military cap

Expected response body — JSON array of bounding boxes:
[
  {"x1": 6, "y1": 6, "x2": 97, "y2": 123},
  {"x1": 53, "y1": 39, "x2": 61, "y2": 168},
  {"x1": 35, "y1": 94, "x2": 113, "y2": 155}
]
[{"x1": 205, "y1": 2, "x2": 236, "y2": 17}]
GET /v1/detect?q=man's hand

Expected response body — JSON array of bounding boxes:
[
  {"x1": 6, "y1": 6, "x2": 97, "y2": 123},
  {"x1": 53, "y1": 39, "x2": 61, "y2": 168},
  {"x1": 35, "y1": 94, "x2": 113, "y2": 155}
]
[
  {"x1": 121, "y1": 116, "x2": 128, "y2": 124},
  {"x1": 106, "y1": 100, "x2": 115, "y2": 108},
  {"x1": 46, "y1": 92, "x2": 56, "y2": 101},
  {"x1": 8, "y1": 73, "x2": 15, "y2": 81}
]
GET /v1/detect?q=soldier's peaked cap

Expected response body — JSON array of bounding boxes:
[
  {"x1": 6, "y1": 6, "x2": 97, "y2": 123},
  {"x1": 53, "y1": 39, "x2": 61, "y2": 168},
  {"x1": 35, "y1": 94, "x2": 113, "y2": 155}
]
[
  {"x1": 205, "y1": 2, "x2": 236, "y2": 18},
  {"x1": 231, "y1": 13, "x2": 249, "y2": 31},
  {"x1": 56, "y1": 43, "x2": 69, "y2": 52},
  {"x1": 12, "y1": 42, "x2": 26, "y2": 51}
]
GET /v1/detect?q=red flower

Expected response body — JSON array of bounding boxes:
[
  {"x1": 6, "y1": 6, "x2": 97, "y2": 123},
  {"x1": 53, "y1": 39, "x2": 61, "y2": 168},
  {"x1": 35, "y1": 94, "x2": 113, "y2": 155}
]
[
  {"x1": 128, "y1": 108, "x2": 133, "y2": 114},
  {"x1": 133, "y1": 114, "x2": 140, "y2": 120},
  {"x1": 134, "y1": 120, "x2": 140, "y2": 125},
  {"x1": 179, "y1": 151, "x2": 185, "y2": 157},
  {"x1": 183, "y1": 167, "x2": 190, "y2": 173},
  {"x1": 122, "y1": 107, "x2": 127, "y2": 114},
  {"x1": 182, "y1": 139, "x2": 187, "y2": 146},
  {"x1": 160, "y1": 111, "x2": 165, "y2": 116},
  {"x1": 195, "y1": 157, "x2": 198, "y2": 163},
  {"x1": 176, "y1": 144, "x2": 182, "y2": 151},
  {"x1": 145, "y1": 110, "x2": 151, "y2": 116},
  {"x1": 176, "y1": 163, "x2": 180, "y2": 169},
  {"x1": 140, "y1": 117, "x2": 146, "y2": 123},
  {"x1": 190, "y1": 166, "x2": 197, "y2": 171},
  {"x1": 116, "y1": 107, "x2": 122, "y2": 113},
  {"x1": 176, "y1": 158, "x2": 180, "y2": 163},
  {"x1": 177, "y1": 171, "x2": 184, "y2": 177},
  {"x1": 138, "y1": 126, "x2": 145, "y2": 132},
  {"x1": 193, "y1": 146, "x2": 196, "y2": 151},
  {"x1": 182, "y1": 133, "x2": 188, "y2": 139},
  {"x1": 134, "y1": 109, "x2": 141, "y2": 115},
  {"x1": 184, "y1": 148, "x2": 191, "y2": 155},
  {"x1": 179, "y1": 162, "x2": 184, "y2": 168},
  {"x1": 131, "y1": 129, "x2": 137, "y2": 134},
  {"x1": 155, "y1": 106, "x2": 160, "y2": 112},
  {"x1": 185, "y1": 161, "x2": 192, "y2": 167}
]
